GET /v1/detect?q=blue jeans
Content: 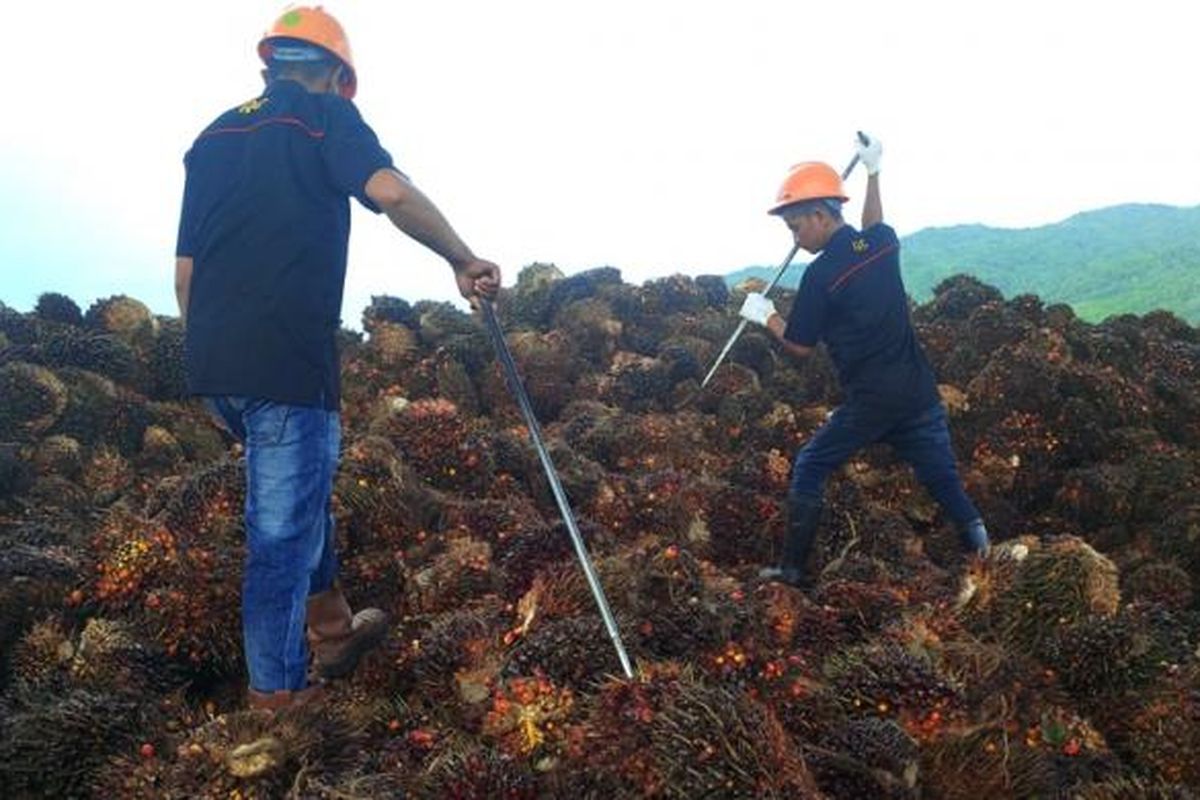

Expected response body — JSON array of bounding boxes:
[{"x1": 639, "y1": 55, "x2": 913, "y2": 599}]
[
  {"x1": 790, "y1": 401, "x2": 980, "y2": 528},
  {"x1": 206, "y1": 396, "x2": 341, "y2": 693}
]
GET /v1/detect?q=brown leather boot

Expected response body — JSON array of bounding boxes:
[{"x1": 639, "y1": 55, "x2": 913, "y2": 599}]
[
  {"x1": 306, "y1": 586, "x2": 389, "y2": 680},
  {"x1": 247, "y1": 682, "x2": 325, "y2": 711}
]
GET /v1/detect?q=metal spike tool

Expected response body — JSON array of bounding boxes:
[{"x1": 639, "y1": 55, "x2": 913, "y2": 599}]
[
  {"x1": 700, "y1": 132, "x2": 870, "y2": 388},
  {"x1": 479, "y1": 298, "x2": 635, "y2": 678}
]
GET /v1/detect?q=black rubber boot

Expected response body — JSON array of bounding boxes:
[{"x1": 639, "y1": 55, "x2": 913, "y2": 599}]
[
  {"x1": 759, "y1": 495, "x2": 822, "y2": 589},
  {"x1": 958, "y1": 518, "x2": 990, "y2": 557}
]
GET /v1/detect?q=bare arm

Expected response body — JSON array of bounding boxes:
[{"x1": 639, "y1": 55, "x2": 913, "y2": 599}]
[
  {"x1": 174, "y1": 257, "x2": 193, "y2": 325},
  {"x1": 766, "y1": 313, "x2": 813, "y2": 358},
  {"x1": 861, "y1": 172, "x2": 882, "y2": 230},
  {"x1": 365, "y1": 168, "x2": 500, "y2": 300},
  {"x1": 367, "y1": 168, "x2": 473, "y2": 266}
]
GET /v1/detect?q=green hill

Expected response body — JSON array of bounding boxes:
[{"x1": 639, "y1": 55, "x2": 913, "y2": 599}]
[{"x1": 725, "y1": 203, "x2": 1200, "y2": 323}]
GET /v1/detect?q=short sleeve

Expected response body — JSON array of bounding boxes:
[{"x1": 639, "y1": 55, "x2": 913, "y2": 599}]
[
  {"x1": 866, "y1": 222, "x2": 899, "y2": 248},
  {"x1": 784, "y1": 265, "x2": 828, "y2": 347},
  {"x1": 321, "y1": 99, "x2": 396, "y2": 213},
  {"x1": 175, "y1": 151, "x2": 196, "y2": 258}
]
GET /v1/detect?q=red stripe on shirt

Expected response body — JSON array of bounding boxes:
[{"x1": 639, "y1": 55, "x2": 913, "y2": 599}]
[
  {"x1": 827, "y1": 243, "x2": 898, "y2": 293},
  {"x1": 198, "y1": 116, "x2": 326, "y2": 140}
]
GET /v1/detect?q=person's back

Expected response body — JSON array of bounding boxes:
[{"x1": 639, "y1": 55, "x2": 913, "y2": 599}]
[{"x1": 180, "y1": 79, "x2": 391, "y2": 408}]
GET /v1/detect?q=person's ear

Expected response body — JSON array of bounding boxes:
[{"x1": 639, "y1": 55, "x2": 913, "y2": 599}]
[{"x1": 328, "y1": 64, "x2": 345, "y2": 95}]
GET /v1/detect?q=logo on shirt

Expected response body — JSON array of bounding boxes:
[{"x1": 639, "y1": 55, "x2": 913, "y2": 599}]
[
  {"x1": 851, "y1": 238, "x2": 869, "y2": 253},
  {"x1": 238, "y1": 96, "x2": 270, "y2": 114}
]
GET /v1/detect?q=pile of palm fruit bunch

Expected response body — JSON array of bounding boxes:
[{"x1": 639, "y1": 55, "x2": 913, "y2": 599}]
[{"x1": 1, "y1": 262, "x2": 1198, "y2": 800}]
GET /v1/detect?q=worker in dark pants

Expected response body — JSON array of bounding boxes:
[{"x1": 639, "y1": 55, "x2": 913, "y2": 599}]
[
  {"x1": 174, "y1": 6, "x2": 501, "y2": 709},
  {"x1": 738, "y1": 133, "x2": 988, "y2": 588}
]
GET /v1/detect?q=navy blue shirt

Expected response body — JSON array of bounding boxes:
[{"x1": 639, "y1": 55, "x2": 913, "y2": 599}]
[
  {"x1": 784, "y1": 224, "x2": 939, "y2": 413},
  {"x1": 176, "y1": 79, "x2": 395, "y2": 409}
]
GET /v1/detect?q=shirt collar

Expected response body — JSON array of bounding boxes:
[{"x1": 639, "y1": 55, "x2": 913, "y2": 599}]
[
  {"x1": 820, "y1": 224, "x2": 857, "y2": 254},
  {"x1": 266, "y1": 79, "x2": 308, "y2": 98}
]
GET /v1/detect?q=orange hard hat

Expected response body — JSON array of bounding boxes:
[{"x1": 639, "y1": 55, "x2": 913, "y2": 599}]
[
  {"x1": 258, "y1": 6, "x2": 357, "y2": 99},
  {"x1": 768, "y1": 161, "x2": 849, "y2": 215}
]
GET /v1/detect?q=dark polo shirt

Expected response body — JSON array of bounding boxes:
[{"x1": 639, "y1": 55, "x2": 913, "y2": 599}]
[
  {"x1": 176, "y1": 79, "x2": 394, "y2": 409},
  {"x1": 784, "y1": 223, "x2": 939, "y2": 414}
]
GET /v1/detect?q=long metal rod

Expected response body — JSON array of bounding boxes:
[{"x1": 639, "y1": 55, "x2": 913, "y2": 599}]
[
  {"x1": 701, "y1": 241, "x2": 801, "y2": 387},
  {"x1": 479, "y1": 298, "x2": 635, "y2": 678},
  {"x1": 700, "y1": 144, "x2": 865, "y2": 388}
]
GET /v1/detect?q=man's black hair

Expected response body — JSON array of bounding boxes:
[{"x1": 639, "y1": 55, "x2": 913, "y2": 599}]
[
  {"x1": 264, "y1": 38, "x2": 339, "y2": 85},
  {"x1": 773, "y1": 198, "x2": 844, "y2": 222}
]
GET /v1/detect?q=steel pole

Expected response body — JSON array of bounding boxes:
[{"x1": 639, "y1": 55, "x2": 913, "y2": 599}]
[
  {"x1": 479, "y1": 298, "x2": 634, "y2": 678},
  {"x1": 701, "y1": 241, "x2": 802, "y2": 388}
]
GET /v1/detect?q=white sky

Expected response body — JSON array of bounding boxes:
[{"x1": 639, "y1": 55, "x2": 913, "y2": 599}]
[{"x1": 1, "y1": 1, "x2": 1196, "y2": 325}]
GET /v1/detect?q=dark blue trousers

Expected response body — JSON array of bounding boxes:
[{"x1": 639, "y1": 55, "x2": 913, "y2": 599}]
[{"x1": 789, "y1": 401, "x2": 980, "y2": 528}]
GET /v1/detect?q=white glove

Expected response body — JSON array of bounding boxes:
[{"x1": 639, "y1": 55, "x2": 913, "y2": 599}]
[
  {"x1": 739, "y1": 292, "x2": 778, "y2": 327},
  {"x1": 856, "y1": 132, "x2": 883, "y2": 175}
]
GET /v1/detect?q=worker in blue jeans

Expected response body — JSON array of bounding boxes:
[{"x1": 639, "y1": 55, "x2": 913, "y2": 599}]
[
  {"x1": 737, "y1": 133, "x2": 988, "y2": 589},
  {"x1": 203, "y1": 398, "x2": 345, "y2": 698},
  {"x1": 175, "y1": 7, "x2": 501, "y2": 709}
]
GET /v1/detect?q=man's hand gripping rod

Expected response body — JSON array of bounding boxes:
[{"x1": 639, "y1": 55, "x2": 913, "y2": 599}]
[{"x1": 700, "y1": 134, "x2": 868, "y2": 388}]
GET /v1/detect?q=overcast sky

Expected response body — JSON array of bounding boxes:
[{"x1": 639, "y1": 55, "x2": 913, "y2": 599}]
[{"x1": 1, "y1": 1, "x2": 1196, "y2": 325}]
